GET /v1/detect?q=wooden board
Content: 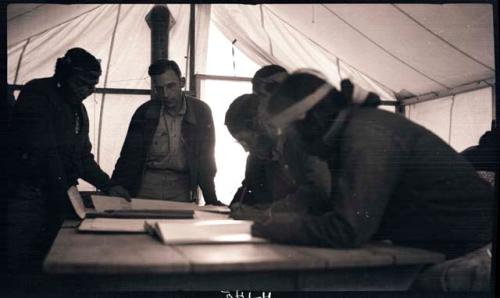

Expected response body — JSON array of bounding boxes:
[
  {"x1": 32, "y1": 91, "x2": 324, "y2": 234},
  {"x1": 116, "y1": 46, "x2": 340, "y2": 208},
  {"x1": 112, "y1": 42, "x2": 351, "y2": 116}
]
[
  {"x1": 173, "y1": 243, "x2": 326, "y2": 272},
  {"x1": 44, "y1": 229, "x2": 190, "y2": 274}
]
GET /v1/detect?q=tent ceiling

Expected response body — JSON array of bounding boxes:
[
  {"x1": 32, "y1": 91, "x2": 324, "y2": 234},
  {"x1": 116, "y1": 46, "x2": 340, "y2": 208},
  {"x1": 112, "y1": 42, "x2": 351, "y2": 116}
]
[
  {"x1": 7, "y1": 3, "x2": 495, "y2": 101},
  {"x1": 258, "y1": 4, "x2": 494, "y2": 98}
]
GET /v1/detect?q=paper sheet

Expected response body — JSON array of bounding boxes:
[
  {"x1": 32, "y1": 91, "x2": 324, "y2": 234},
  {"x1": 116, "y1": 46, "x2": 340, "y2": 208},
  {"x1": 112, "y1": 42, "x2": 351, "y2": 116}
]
[{"x1": 79, "y1": 218, "x2": 147, "y2": 233}]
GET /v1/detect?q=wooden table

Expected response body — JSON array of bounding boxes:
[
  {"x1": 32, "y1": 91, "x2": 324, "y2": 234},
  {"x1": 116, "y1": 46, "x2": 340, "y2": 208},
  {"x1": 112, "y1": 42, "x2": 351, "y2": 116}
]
[{"x1": 42, "y1": 218, "x2": 445, "y2": 291}]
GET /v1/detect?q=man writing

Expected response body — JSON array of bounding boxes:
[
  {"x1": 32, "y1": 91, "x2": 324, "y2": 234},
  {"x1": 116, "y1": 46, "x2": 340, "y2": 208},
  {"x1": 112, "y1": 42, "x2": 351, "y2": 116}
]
[
  {"x1": 254, "y1": 71, "x2": 493, "y2": 290},
  {"x1": 225, "y1": 65, "x2": 331, "y2": 219}
]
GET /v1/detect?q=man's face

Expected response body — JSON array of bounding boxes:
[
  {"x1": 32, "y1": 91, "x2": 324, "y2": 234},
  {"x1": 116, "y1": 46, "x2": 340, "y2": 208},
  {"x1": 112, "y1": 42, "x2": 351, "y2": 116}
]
[
  {"x1": 151, "y1": 70, "x2": 184, "y2": 110},
  {"x1": 233, "y1": 130, "x2": 275, "y2": 160},
  {"x1": 65, "y1": 71, "x2": 100, "y2": 103},
  {"x1": 253, "y1": 72, "x2": 288, "y2": 100}
]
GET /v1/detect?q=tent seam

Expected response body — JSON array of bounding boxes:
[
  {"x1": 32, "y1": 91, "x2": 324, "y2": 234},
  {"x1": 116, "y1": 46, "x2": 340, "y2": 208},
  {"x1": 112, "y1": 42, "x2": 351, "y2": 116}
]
[
  {"x1": 13, "y1": 38, "x2": 30, "y2": 85},
  {"x1": 96, "y1": 4, "x2": 121, "y2": 166},
  {"x1": 261, "y1": 5, "x2": 274, "y2": 57},
  {"x1": 7, "y1": 4, "x2": 105, "y2": 48},
  {"x1": 392, "y1": 4, "x2": 494, "y2": 72},
  {"x1": 263, "y1": 5, "x2": 397, "y2": 97},
  {"x1": 321, "y1": 4, "x2": 451, "y2": 90},
  {"x1": 8, "y1": 4, "x2": 46, "y2": 22}
]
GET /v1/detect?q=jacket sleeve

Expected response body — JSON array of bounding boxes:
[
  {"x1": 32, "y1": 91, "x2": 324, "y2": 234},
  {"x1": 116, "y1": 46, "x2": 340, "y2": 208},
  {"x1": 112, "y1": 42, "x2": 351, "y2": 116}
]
[
  {"x1": 110, "y1": 109, "x2": 145, "y2": 193},
  {"x1": 197, "y1": 105, "x2": 218, "y2": 204},
  {"x1": 229, "y1": 155, "x2": 270, "y2": 207},
  {"x1": 13, "y1": 83, "x2": 70, "y2": 193},
  {"x1": 252, "y1": 125, "x2": 403, "y2": 248}
]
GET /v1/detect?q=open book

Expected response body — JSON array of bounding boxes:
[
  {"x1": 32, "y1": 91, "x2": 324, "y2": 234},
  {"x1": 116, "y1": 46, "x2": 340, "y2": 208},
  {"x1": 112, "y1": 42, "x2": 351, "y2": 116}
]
[{"x1": 144, "y1": 219, "x2": 268, "y2": 244}]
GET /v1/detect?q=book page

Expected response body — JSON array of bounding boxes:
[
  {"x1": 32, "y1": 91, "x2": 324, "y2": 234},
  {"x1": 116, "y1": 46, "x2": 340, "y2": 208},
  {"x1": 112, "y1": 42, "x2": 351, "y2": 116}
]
[{"x1": 153, "y1": 219, "x2": 268, "y2": 244}]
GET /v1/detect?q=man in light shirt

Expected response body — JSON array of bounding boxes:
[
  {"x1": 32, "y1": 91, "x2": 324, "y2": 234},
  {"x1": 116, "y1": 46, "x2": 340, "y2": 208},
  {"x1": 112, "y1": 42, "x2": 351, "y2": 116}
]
[{"x1": 109, "y1": 60, "x2": 224, "y2": 206}]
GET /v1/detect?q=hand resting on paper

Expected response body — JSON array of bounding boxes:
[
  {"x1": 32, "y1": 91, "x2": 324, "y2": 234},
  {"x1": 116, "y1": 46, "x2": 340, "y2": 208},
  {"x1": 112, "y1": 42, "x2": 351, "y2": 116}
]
[{"x1": 107, "y1": 185, "x2": 132, "y2": 202}]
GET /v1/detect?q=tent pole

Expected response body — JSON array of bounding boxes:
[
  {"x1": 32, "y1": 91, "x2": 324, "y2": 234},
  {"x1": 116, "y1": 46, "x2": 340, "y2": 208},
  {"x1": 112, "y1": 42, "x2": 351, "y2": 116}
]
[
  {"x1": 188, "y1": 4, "x2": 196, "y2": 95},
  {"x1": 146, "y1": 5, "x2": 170, "y2": 64}
]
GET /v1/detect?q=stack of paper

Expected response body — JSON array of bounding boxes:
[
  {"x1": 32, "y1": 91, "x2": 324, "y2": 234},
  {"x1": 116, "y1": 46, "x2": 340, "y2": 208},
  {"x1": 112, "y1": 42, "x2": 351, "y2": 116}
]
[{"x1": 145, "y1": 220, "x2": 268, "y2": 244}]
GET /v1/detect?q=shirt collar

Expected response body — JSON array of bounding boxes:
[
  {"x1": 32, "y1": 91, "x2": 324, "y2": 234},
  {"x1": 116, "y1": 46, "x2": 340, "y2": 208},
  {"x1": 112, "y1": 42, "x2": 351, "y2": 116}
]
[{"x1": 164, "y1": 94, "x2": 187, "y2": 117}]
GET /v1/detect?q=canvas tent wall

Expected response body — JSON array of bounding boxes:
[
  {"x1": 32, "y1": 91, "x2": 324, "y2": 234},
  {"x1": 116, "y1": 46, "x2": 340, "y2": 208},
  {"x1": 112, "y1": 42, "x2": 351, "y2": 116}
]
[{"x1": 6, "y1": 3, "x2": 496, "y2": 202}]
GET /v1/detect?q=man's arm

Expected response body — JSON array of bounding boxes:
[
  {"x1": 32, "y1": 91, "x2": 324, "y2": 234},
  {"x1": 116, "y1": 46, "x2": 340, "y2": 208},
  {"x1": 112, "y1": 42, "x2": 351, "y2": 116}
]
[
  {"x1": 197, "y1": 105, "x2": 219, "y2": 204},
  {"x1": 252, "y1": 125, "x2": 403, "y2": 248},
  {"x1": 110, "y1": 109, "x2": 146, "y2": 193}
]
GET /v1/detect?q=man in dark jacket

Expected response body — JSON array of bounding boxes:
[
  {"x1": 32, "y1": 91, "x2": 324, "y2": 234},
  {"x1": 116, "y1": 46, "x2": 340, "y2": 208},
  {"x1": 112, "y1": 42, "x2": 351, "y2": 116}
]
[
  {"x1": 253, "y1": 72, "x2": 493, "y2": 262},
  {"x1": 8, "y1": 48, "x2": 111, "y2": 272},
  {"x1": 109, "y1": 60, "x2": 223, "y2": 205}
]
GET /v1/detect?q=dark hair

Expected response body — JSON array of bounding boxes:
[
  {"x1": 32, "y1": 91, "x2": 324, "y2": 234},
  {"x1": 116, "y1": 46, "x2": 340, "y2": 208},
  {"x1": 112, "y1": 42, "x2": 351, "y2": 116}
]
[
  {"x1": 148, "y1": 60, "x2": 182, "y2": 78},
  {"x1": 252, "y1": 65, "x2": 287, "y2": 82},
  {"x1": 267, "y1": 72, "x2": 343, "y2": 116},
  {"x1": 54, "y1": 47, "x2": 101, "y2": 80},
  {"x1": 225, "y1": 93, "x2": 261, "y2": 136}
]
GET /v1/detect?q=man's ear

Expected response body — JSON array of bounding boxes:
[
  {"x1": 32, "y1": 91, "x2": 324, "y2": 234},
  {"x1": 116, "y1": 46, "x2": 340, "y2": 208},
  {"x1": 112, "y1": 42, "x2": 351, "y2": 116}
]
[{"x1": 180, "y1": 77, "x2": 186, "y2": 88}]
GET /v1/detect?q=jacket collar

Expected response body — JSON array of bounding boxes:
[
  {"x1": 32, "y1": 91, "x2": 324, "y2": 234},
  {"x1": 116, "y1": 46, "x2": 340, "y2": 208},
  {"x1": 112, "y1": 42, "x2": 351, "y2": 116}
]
[{"x1": 183, "y1": 94, "x2": 197, "y2": 125}]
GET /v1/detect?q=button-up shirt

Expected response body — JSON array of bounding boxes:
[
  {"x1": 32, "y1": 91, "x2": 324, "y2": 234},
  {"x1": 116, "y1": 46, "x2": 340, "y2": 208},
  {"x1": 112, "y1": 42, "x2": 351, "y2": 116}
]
[{"x1": 138, "y1": 96, "x2": 191, "y2": 201}]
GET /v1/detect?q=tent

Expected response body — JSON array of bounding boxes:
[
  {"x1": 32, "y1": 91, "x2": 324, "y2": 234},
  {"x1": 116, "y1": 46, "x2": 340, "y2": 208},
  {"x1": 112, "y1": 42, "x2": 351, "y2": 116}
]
[{"x1": 6, "y1": 3, "x2": 496, "y2": 203}]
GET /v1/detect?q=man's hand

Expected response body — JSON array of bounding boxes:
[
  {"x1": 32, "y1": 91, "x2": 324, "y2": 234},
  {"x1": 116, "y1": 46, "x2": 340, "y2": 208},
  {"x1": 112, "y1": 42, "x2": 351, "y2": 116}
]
[
  {"x1": 107, "y1": 185, "x2": 132, "y2": 202},
  {"x1": 206, "y1": 200, "x2": 227, "y2": 206}
]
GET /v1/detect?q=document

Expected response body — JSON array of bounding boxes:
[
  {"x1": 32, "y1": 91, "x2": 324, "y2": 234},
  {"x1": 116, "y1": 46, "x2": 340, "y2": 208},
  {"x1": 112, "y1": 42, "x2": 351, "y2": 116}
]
[
  {"x1": 75, "y1": 194, "x2": 229, "y2": 233},
  {"x1": 145, "y1": 219, "x2": 268, "y2": 244},
  {"x1": 91, "y1": 195, "x2": 230, "y2": 214}
]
